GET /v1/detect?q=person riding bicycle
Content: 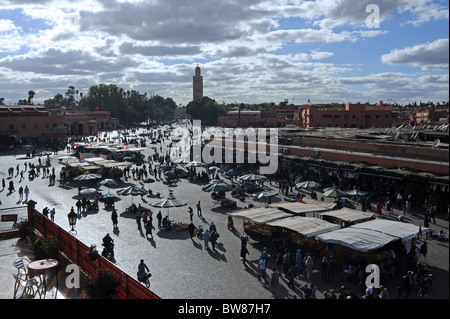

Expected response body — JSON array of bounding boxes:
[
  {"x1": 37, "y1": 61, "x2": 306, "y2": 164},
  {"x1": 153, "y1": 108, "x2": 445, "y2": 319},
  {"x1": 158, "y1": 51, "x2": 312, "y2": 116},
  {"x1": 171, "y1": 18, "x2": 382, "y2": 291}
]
[{"x1": 138, "y1": 259, "x2": 151, "y2": 282}]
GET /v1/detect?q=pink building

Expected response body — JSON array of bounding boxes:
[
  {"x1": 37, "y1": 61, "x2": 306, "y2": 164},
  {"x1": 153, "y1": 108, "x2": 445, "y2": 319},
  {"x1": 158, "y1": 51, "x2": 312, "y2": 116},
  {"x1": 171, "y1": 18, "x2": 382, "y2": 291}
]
[
  {"x1": 0, "y1": 105, "x2": 119, "y2": 144},
  {"x1": 300, "y1": 101, "x2": 398, "y2": 129}
]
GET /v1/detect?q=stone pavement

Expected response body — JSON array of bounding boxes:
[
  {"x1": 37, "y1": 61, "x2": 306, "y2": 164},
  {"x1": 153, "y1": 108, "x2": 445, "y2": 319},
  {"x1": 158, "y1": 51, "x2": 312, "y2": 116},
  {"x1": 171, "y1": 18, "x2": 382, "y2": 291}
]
[{"x1": 0, "y1": 126, "x2": 448, "y2": 300}]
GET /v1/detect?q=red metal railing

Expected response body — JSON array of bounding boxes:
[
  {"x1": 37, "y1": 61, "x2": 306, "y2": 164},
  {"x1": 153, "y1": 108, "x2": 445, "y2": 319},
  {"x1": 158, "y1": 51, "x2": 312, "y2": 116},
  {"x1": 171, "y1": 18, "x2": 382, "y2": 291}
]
[{"x1": 29, "y1": 208, "x2": 159, "y2": 299}]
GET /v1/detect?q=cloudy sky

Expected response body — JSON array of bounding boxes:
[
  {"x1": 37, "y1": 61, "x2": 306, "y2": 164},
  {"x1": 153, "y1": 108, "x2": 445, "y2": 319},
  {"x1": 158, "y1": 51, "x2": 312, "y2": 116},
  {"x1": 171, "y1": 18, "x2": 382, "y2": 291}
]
[{"x1": 0, "y1": 0, "x2": 448, "y2": 107}]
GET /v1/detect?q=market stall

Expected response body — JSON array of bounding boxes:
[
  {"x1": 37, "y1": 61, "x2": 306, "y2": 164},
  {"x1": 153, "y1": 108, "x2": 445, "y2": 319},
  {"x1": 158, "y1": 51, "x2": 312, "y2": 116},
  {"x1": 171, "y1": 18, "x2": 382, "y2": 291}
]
[
  {"x1": 266, "y1": 216, "x2": 340, "y2": 238},
  {"x1": 271, "y1": 200, "x2": 334, "y2": 216},
  {"x1": 319, "y1": 208, "x2": 376, "y2": 227},
  {"x1": 316, "y1": 219, "x2": 425, "y2": 253}
]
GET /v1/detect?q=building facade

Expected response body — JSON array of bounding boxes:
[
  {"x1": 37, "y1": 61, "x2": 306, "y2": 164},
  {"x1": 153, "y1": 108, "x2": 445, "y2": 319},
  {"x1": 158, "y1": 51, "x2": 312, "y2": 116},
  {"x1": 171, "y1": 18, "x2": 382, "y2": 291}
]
[
  {"x1": 0, "y1": 105, "x2": 119, "y2": 145},
  {"x1": 300, "y1": 101, "x2": 398, "y2": 129},
  {"x1": 217, "y1": 110, "x2": 287, "y2": 127},
  {"x1": 193, "y1": 65, "x2": 203, "y2": 101}
]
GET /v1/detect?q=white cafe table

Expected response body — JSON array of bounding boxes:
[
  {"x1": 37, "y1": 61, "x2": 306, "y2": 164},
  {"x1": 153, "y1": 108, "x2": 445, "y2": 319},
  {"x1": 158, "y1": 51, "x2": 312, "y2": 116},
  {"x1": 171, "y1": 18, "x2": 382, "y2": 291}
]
[{"x1": 28, "y1": 259, "x2": 59, "y2": 299}]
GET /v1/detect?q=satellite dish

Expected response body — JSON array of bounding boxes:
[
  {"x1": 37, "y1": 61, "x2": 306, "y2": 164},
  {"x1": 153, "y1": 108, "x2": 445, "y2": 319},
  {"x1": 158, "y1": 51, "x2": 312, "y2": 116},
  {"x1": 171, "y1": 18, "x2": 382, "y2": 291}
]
[{"x1": 432, "y1": 139, "x2": 440, "y2": 148}]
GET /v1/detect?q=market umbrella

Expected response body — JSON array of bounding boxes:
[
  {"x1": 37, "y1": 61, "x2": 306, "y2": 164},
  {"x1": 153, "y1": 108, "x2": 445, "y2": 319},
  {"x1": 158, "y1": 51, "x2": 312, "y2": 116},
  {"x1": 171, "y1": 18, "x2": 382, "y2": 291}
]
[
  {"x1": 226, "y1": 168, "x2": 242, "y2": 177},
  {"x1": 251, "y1": 190, "x2": 278, "y2": 199},
  {"x1": 150, "y1": 197, "x2": 187, "y2": 218},
  {"x1": 344, "y1": 189, "x2": 369, "y2": 196},
  {"x1": 323, "y1": 188, "x2": 347, "y2": 198},
  {"x1": 251, "y1": 190, "x2": 278, "y2": 206},
  {"x1": 207, "y1": 166, "x2": 225, "y2": 174},
  {"x1": 239, "y1": 174, "x2": 267, "y2": 182},
  {"x1": 184, "y1": 161, "x2": 206, "y2": 168},
  {"x1": 79, "y1": 188, "x2": 99, "y2": 198},
  {"x1": 202, "y1": 182, "x2": 233, "y2": 192},
  {"x1": 97, "y1": 178, "x2": 119, "y2": 194},
  {"x1": 117, "y1": 185, "x2": 148, "y2": 203},
  {"x1": 295, "y1": 181, "x2": 321, "y2": 190},
  {"x1": 97, "y1": 179, "x2": 119, "y2": 187},
  {"x1": 173, "y1": 158, "x2": 188, "y2": 165},
  {"x1": 99, "y1": 194, "x2": 118, "y2": 200},
  {"x1": 73, "y1": 173, "x2": 102, "y2": 181}
]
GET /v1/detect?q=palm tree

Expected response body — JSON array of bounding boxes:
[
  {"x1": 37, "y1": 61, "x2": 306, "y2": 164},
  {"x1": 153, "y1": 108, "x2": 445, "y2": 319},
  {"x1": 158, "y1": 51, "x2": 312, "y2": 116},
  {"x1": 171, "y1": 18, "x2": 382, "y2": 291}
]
[{"x1": 27, "y1": 90, "x2": 36, "y2": 105}]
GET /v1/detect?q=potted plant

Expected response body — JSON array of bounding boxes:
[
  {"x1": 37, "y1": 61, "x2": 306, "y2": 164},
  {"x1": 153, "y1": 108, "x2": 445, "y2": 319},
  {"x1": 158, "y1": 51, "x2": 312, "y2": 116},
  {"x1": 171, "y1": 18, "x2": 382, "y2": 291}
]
[
  {"x1": 87, "y1": 268, "x2": 119, "y2": 299},
  {"x1": 87, "y1": 244, "x2": 99, "y2": 261},
  {"x1": 14, "y1": 219, "x2": 29, "y2": 239},
  {"x1": 33, "y1": 236, "x2": 60, "y2": 259}
]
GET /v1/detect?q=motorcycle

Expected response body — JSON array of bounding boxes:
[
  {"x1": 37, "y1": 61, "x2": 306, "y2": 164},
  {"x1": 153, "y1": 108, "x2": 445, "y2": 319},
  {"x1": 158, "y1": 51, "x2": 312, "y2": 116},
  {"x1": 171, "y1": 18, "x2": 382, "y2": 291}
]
[
  {"x1": 101, "y1": 238, "x2": 115, "y2": 261},
  {"x1": 137, "y1": 272, "x2": 152, "y2": 288}
]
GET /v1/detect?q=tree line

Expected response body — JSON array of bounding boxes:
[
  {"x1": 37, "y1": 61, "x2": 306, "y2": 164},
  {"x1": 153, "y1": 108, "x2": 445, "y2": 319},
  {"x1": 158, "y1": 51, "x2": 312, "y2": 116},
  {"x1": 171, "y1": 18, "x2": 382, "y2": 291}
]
[{"x1": 44, "y1": 85, "x2": 177, "y2": 125}]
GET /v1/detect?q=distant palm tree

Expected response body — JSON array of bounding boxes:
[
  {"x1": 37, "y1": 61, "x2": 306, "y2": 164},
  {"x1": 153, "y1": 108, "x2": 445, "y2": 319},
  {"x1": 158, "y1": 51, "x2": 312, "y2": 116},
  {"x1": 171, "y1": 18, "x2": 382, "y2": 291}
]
[{"x1": 27, "y1": 90, "x2": 36, "y2": 105}]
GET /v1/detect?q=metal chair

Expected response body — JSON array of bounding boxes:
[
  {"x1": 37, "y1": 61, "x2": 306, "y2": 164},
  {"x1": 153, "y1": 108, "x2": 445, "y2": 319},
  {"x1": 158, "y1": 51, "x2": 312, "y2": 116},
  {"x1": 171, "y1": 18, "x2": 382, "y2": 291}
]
[
  {"x1": 12, "y1": 273, "x2": 42, "y2": 299},
  {"x1": 13, "y1": 257, "x2": 31, "y2": 277}
]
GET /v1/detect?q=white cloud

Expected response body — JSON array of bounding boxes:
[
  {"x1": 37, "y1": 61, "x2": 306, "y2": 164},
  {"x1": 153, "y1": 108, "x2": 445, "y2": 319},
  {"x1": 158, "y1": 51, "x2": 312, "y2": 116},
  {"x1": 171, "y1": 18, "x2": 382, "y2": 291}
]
[
  {"x1": 0, "y1": 0, "x2": 448, "y2": 106},
  {"x1": 381, "y1": 38, "x2": 449, "y2": 70}
]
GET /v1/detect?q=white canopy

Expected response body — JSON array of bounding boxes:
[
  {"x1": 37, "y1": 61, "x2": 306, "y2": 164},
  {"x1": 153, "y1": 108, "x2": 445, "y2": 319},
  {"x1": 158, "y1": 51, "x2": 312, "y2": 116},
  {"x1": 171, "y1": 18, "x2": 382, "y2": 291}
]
[
  {"x1": 316, "y1": 228, "x2": 397, "y2": 252},
  {"x1": 229, "y1": 207, "x2": 292, "y2": 224},
  {"x1": 316, "y1": 219, "x2": 424, "y2": 252},
  {"x1": 267, "y1": 216, "x2": 340, "y2": 238},
  {"x1": 272, "y1": 202, "x2": 332, "y2": 215},
  {"x1": 319, "y1": 208, "x2": 376, "y2": 224}
]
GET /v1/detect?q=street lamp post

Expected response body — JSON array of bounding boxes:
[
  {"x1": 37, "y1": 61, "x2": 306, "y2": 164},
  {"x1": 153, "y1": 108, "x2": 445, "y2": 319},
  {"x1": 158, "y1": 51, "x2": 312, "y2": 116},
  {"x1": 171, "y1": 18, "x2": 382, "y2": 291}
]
[{"x1": 68, "y1": 207, "x2": 78, "y2": 236}]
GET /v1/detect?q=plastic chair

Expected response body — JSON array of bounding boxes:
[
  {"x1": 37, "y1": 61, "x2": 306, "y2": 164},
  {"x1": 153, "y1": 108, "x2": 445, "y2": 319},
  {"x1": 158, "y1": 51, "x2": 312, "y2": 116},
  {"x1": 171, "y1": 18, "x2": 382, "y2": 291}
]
[
  {"x1": 13, "y1": 257, "x2": 31, "y2": 277},
  {"x1": 12, "y1": 273, "x2": 42, "y2": 299}
]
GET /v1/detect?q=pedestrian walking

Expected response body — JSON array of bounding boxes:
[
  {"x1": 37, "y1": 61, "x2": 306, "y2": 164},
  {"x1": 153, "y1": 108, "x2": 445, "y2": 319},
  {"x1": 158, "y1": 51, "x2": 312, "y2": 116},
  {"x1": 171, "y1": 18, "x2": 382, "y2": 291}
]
[
  {"x1": 145, "y1": 216, "x2": 153, "y2": 238},
  {"x1": 240, "y1": 244, "x2": 249, "y2": 266},
  {"x1": 8, "y1": 180, "x2": 15, "y2": 193},
  {"x1": 42, "y1": 207, "x2": 49, "y2": 218},
  {"x1": 405, "y1": 200, "x2": 411, "y2": 215},
  {"x1": 111, "y1": 209, "x2": 118, "y2": 229},
  {"x1": 18, "y1": 186, "x2": 23, "y2": 201},
  {"x1": 136, "y1": 210, "x2": 142, "y2": 231},
  {"x1": 210, "y1": 231, "x2": 218, "y2": 250},
  {"x1": 24, "y1": 185, "x2": 30, "y2": 201},
  {"x1": 76, "y1": 199, "x2": 82, "y2": 215},
  {"x1": 257, "y1": 255, "x2": 267, "y2": 282},
  {"x1": 157, "y1": 211, "x2": 162, "y2": 229},
  {"x1": 188, "y1": 206, "x2": 193, "y2": 222},
  {"x1": 196, "y1": 201, "x2": 202, "y2": 217},
  {"x1": 142, "y1": 210, "x2": 148, "y2": 227},
  {"x1": 429, "y1": 205, "x2": 437, "y2": 224},
  {"x1": 385, "y1": 200, "x2": 391, "y2": 216},
  {"x1": 240, "y1": 231, "x2": 248, "y2": 248},
  {"x1": 269, "y1": 267, "x2": 280, "y2": 297},
  {"x1": 50, "y1": 208, "x2": 56, "y2": 222},
  {"x1": 188, "y1": 222, "x2": 195, "y2": 239},
  {"x1": 227, "y1": 215, "x2": 234, "y2": 230},
  {"x1": 305, "y1": 255, "x2": 314, "y2": 283},
  {"x1": 203, "y1": 229, "x2": 210, "y2": 249}
]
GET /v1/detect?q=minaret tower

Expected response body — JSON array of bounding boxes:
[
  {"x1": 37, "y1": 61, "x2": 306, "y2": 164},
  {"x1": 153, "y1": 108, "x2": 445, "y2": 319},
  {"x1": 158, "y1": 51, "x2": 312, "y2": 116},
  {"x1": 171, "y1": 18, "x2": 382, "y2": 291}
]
[{"x1": 193, "y1": 64, "x2": 203, "y2": 101}]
